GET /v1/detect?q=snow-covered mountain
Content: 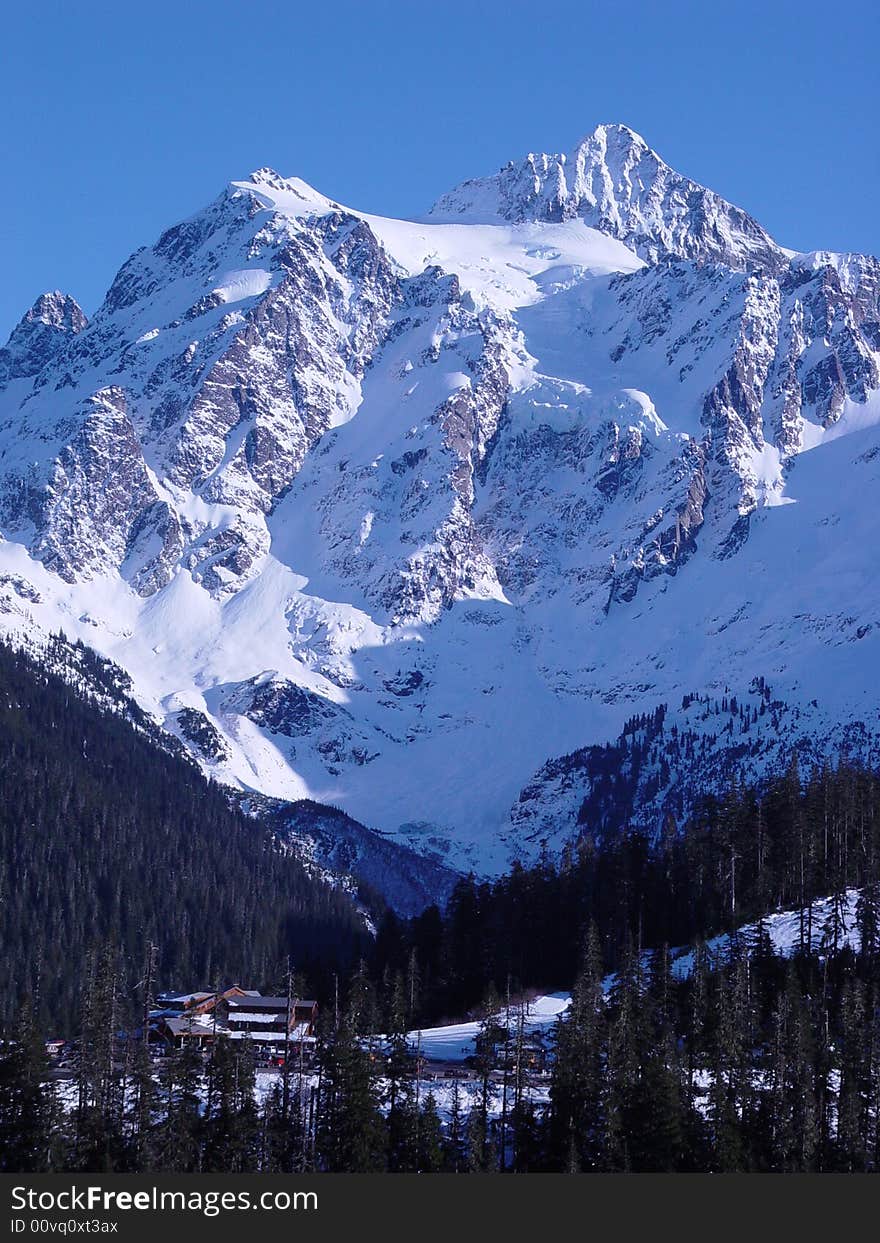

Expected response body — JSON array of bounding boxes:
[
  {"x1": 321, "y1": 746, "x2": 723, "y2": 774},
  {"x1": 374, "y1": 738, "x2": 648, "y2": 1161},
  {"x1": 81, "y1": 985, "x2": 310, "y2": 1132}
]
[
  {"x1": 1, "y1": 123, "x2": 879, "y2": 875},
  {"x1": 430, "y1": 122, "x2": 787, "y2": 273}
]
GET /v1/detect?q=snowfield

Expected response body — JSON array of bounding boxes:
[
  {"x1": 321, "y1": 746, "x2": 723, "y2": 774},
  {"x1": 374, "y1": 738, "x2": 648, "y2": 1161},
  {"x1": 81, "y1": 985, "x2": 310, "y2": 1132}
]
[{"x1": 408, "y1": 992, "x2": 572, "y2": 1064}]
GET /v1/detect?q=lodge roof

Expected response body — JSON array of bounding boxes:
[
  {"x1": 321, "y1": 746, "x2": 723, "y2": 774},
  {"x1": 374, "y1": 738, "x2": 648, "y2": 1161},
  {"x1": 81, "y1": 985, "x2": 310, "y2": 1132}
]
[
  {"x1": 226, "y1": 996, "x2": 317, "y2": 1010},
  {"x1": 159, "y1": 1015, "x2": 215, "y2": 1037},
  {"x1": 157, "y1": 991, "x2": 213, "y2": 1005}
]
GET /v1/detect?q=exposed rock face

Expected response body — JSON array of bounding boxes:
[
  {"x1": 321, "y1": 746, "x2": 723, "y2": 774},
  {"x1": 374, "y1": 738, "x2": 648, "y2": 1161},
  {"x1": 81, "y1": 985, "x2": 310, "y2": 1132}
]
[
  {"x1": 175, "y1": 707, "x2": 230, "y2": 761},
  {"x1": 220, "y1": 674, "x2": 381, "y2": 774},
  {"x1": 430, "y1": 123, "x2": 785, "y2": 273},
  {"x1": 0, "y1": 292, "x2": 87, "y2": 385},
  {"x1": 0, "y1": 131, "x2": 879, "y2": 875},
  {"x1": 0, "y1": 180, "x2": 400, "y2": 598},
  {"x1": 23, "y1": 386, "x2": 170, "y2": 586}
]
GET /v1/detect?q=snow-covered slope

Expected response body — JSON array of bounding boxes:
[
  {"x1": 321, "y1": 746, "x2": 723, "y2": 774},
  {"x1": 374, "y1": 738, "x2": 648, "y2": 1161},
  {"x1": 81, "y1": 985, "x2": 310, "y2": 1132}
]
[
  {"x1": 407, "y1": 889, "x2": 864, "y2": 1064},
  {"x1": 1, "y1": 126, "x2": 879, "y2": 875}
]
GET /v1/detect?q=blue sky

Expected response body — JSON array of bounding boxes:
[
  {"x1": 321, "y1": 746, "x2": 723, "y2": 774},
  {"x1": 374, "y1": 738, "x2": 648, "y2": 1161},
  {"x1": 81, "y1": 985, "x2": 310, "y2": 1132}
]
[{"x1": 1, "y1": 0, "x2": 877, "y2": 338}]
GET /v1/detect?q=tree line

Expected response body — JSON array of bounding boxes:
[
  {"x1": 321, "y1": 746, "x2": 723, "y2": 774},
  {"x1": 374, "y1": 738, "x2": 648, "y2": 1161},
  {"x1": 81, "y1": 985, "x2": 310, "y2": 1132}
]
[{"x1": 3, "y1": 915, "x2": 880, "y2": 1171}]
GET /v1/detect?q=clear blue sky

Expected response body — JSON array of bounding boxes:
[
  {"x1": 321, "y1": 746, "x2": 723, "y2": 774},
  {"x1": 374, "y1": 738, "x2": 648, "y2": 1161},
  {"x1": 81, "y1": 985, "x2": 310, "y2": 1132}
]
[{"x1": 1, "y1": 0, "x2": 877, "y2": 339}]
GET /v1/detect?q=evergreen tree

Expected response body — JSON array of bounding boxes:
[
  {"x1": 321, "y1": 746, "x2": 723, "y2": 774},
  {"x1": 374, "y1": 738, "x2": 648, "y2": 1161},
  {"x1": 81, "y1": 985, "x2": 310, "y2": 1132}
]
[
  {"x1": 443, "y1": 1078, "x2": 468, "y2": 1173},
  {"x1": 0, "y1": 1001, "x2": 58, "y2": 1171},
  {"x1": 203, "y1": 1039, "x2": 259, "y2": 1172},
  {"x1": 315, "y1": 1019, "x2": 386, "y2": 1172},
  {"x1": 417, "y1": 1093, "x2": 444, "y2": 1173},
  {"x1": 548, "y1": 926, "x2": 604, "y2": 1171},
  {"x1": 72, "y1": 948, "x2": 127, "y2": 1171},
  {"x1": 156, "y1": 1045, "x2": 204, "y2": 1173}
]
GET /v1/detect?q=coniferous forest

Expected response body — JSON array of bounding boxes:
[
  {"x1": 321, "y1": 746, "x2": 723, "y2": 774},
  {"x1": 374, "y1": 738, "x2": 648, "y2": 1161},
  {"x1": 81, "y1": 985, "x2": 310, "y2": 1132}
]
[
  {"x1": 2, "y1": 639, "x2": 880, "y2": 1172},
  {"x1": 0, "y1": 640, "x2": 369, "y2": 1031}
]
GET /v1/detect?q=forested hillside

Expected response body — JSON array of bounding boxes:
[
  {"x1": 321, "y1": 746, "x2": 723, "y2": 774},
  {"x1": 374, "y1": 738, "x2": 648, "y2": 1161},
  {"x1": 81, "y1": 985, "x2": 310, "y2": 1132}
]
[
  {"x1": 0, "y1": 641, "x2": 368, "y2": 1031},
  {"x1": 370, "y1": 759, "x2": 880, "y2": 1022}
]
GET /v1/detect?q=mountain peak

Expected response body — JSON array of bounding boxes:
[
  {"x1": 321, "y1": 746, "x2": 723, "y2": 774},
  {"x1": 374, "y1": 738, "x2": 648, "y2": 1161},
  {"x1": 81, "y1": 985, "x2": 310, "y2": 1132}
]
[
  {"x1": 429, "y1": 124, "x2": 784, "y2": 273},
  {"x1": 0, "y1": 290, "x2": 86, "y2": 386},
  {"x1": 22, "y1": 290, "x2": 87, "y2": 334},
  {"x1": 247, "y1": 166, "x2": 289, "y2": 190},
  {"x1": 583, "y1": 121, "x2": 649, "y2": 147},
  {"x1": 230, "y1": 167, "x2": 340, "y2": 220}
]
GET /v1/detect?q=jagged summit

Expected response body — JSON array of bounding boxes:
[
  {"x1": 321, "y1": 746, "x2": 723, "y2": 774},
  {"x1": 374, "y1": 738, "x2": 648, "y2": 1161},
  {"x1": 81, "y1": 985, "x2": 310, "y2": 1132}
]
[
  {"x1": 248, "y1": 165, "x2": 288, "y2": 187},
  {"x1": 0, "y1": 290, "x2": 86, "y2": 386},
  {"x1": 429, "y1": 121, "x2": 784, "y2": 273},
  {"x1": 231, "y1": 167, "x2": 341, "y2": 221},
  {"x1": 566, "y1": 121, "x2": 652, "y2": 163},
  {"x1": 22, "y1": 290, "x2": 87, "y2": 332}
]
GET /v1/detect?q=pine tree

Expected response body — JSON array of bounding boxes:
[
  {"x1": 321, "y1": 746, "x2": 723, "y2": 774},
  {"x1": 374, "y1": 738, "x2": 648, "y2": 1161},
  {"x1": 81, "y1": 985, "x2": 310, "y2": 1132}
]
[
  {"x1": 466, "y1": 1104, "x2": 496, "y2": 1173},
  {"x1": 72, "y1": 948, "x2": 127, "y2": 1171},
  {"x1": 707, "y1": 958, "x2": 747, "y2": 1171},
  {"x1": 509, "y1": 1096, "x2": 542, "y2": 1172},
  {"x1": 418, "y1": 1093, "x2": 444, "y2": 1173},
  {"x1": 203, "y1": 1039, "x2": 259, "y2": 1172},
  {"x1": 0, "y1": 1001, "x2": 58, "y2": 1171},
  {"x1": 836, "y1": 978, "x2": 868, "y2": 1170},
  {"x1": 156, "y1": 1045, "x2": 204, "y2": 1173},
  {"x1": 443, "y1": 1077, "x2": 468, "y2": 1172},
  {"x1": 548, "y1": 925, "x2": 604, "y2": 1171},
  {"x1": 601, "y1": 933, "x2": 642, "y2": 1171},
  {"x1": 468, "y1": 985, "x2": 503, "y2": 1171},
  {"x1": 856, "y1": 882, "x2": 880, "y2": 966},
  {"x1": 128, "y1": 942, "x2": 159, "y2": 1171},
  {"x1": 315, "y1": 1018, "x2": 386, "y2": 1172}
]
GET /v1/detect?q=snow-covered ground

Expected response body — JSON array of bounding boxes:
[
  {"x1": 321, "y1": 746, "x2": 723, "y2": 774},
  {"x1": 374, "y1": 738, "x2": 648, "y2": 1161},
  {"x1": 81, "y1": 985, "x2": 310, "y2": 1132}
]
[
  {"x1": 670, "y1": 889, "x2": 861, "y2": 979},
  {"x1": 407, "y1": 992, "x2": 571, "y2": 1064}
]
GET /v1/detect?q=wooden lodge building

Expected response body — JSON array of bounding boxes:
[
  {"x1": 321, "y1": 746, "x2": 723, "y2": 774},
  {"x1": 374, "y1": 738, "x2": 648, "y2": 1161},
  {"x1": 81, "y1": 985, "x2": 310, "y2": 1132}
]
[{"x1": 148, "y1": 987, "x2": 318, "y2": 1054}]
